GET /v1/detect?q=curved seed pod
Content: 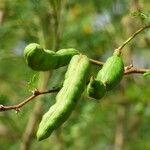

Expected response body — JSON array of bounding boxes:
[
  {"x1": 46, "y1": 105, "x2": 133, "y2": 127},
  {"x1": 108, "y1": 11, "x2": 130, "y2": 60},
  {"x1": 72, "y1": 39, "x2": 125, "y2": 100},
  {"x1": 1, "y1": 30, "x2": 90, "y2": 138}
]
[
  {"x1": 87, "y1": 77, "x2": 106, "y2": 99},
  {"x1": 24, "y1": 43, "x2": 80, "y2": 71},
  {"x1": 24, "y1": 43, "x2": 58, "y2": 71},
  {"x1": 37, "y1": 55, "x2": 90, "y2": 141},
  {"x1": 97, "y1": 53, "x2": 124, "y2": 91}
]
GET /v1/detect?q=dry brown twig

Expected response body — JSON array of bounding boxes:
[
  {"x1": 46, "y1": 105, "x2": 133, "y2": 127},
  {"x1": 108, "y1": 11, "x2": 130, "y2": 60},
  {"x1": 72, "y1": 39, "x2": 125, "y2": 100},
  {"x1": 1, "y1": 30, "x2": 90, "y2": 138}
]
[
  {"x1": 0, "y1": 63, "x2": 149, "y2": 112},
  {"x1": 124, "y1": 65, "x2": 148, "y2": 75},
  {"x1": 0, "y1": 88, "x2": 60, "y2": 112},
  {"x1": 90, "y1": 60, "x2": 149, "y2": 75}
]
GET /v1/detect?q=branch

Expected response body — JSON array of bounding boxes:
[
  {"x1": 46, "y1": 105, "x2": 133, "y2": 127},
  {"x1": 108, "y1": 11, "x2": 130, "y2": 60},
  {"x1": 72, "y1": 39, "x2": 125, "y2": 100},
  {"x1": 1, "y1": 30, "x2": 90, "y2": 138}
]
[
  {"x1": 124, "y1": 66, "x2": 148, "y2": 75},
  {"x1": 89, "y1": 58, "x2": 105, "y2": 66},
  {"x1": 0, "y1": 88, "x2": 60, "y2": 112},
  {"x1": 115, "y1": 24, "x2": 150, "y2": 54},
  {"x1": 89, "y1": 59, "x2": 149, "y2": 75},
  {"x1": 0, "y1": 62, "x2": 149, "y2": 112}
]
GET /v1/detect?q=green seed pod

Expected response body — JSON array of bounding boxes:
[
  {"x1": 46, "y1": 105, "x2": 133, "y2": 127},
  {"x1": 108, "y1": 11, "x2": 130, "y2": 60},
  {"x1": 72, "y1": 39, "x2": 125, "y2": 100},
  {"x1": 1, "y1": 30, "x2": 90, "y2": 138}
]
[
  {"x1": 97, "y1": 53, "x2": 124, "y2": 91},
  {"x1": 87, "y1": 77, "x2": 106, "y2": 99},
  {"x1": 24, "y1": 43, "x2": 58, "y2": 71},
  {"x1": 87, "y1": 52, "x2": 124, "y2": 99},
  {"x1": 36, "y1": 55, "x2": 90, "y2": 141},
  {"x1": 24, "y1": 43, "x2": 80, "y2": 71}
]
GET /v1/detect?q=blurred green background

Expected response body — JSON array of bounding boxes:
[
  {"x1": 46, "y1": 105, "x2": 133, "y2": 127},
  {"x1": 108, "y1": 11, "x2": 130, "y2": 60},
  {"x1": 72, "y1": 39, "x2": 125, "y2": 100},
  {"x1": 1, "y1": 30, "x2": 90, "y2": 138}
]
[{"x1": 0, "y1": 0, "x2": 150, "y2": 150}]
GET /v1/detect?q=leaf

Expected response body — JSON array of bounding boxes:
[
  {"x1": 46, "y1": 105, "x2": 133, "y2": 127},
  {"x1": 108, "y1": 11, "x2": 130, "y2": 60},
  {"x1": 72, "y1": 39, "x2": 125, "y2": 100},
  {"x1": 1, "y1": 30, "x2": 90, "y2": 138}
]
[
  {"x1": 27, "y1": 73, "x2": 39, "y2": 91},
  {"x1": 131, "y1": 11, "x2": 150, "y2": 20}
]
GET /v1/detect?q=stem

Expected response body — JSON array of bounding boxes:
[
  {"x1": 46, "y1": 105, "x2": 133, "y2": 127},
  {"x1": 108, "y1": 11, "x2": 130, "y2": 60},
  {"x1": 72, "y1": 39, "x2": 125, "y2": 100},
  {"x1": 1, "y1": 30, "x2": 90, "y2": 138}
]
[
  {"x1": 0, "y1": 88, "x2": 59, "y2": 112},
  {"x1": 115, "y1": 24, "x2": 150, "y2": 54},
  {"x1": 124, "y1": 67, "x2": 147, "y2": 75},
  {"x1": 89, "y1": 58, "x2": 104, "y2": 66},
  {"x1": 89, "y1": 58, "x2": 149, "y2": 74}
]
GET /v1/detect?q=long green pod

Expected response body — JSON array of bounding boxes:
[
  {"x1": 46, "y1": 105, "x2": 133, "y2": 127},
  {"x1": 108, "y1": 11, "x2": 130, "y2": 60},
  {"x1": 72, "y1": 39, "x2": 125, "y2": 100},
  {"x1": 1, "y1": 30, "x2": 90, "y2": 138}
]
[
  {"x1": 24, "y1": 43, "x2": 80, "y2": 71},
  {"x1": 24, "y1": 43, "x2": 58, "y2": 71},
  {"x1": 37, "y1": 55, "x2": 90, "y2": 141}
]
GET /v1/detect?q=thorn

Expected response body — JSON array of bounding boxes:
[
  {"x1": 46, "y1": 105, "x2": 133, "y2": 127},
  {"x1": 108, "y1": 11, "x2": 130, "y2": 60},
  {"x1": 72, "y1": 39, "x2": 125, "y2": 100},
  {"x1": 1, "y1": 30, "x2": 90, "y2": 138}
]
[
  {"x1": 15, "y1": 108, "x2": 20, "y2": 113},
  {"x1": 130, "y1": 63, "x2": 133, "y2": 67},
  {"x1": 0, "y1": 105, "x2": 5, "y2": 111},
  {"x1": 125, "y1": 64, "x2": 133, "y2": 70},
  {"x1": 0, "y1": 104, "x2": 4, "y2": 108},
  {"x1": 32, "y1": 89, "x2": 39, "y2": 96}
]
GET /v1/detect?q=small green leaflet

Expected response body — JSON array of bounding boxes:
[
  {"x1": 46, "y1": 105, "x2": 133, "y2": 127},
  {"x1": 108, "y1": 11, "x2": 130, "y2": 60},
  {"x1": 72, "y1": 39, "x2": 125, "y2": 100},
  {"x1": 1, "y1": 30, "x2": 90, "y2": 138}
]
[
  {"x1": 131, "y1": 11, "x2": 150, "y2": 20},
  {"x1": 27, "y1": 73, "x2": 39, "y2": 91}
]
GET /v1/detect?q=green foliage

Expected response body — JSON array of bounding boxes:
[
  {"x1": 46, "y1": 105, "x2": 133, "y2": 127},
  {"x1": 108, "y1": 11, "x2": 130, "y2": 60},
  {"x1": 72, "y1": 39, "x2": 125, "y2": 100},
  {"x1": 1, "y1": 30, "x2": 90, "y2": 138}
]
[
  {"x1": 0, "y1": 94, "x2": 9, "y2": 105},
  {"x1": 0, "y1": 0, "x2": 150, "y2": 149},
  {"x1": 27, "y1": 73, "x2": 39, "y2": 91},
  {"x1": 131, "y1": 11, "x2": 150, "y2": 22}
]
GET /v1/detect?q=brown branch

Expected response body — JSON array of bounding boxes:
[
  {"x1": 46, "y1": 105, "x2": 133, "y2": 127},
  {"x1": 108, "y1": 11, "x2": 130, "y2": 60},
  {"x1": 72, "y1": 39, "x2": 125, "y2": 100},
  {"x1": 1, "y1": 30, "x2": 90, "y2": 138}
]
[
  {"x1": 89, "y1": 58, "x2": 149, "y2": 75},
  {"x1": 20, "y1": 72, "x2": 51, "y2": 150},
  {"x1": 0, "y1": 88, "x2": 60, "y2": 112},
  {"x1": 89, "y1": 58, "x2": 105, "y2": 66},
  {"x1": 124, "y1": 67, "x2": 148, "y2": 75},
  {"x1": 0, "y1": 61, "x2": 149, "y2": 112}
]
